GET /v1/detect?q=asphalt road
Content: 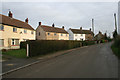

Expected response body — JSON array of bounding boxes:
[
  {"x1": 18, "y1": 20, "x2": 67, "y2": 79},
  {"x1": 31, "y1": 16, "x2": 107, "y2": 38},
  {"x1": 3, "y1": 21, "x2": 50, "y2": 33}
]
[{"x1": 3, "y1": 42, "x2": 118, "y2": 78}]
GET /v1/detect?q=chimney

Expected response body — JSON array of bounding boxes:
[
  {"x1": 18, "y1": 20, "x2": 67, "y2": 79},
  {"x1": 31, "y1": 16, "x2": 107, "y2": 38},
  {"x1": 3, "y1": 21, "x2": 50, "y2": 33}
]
[
  {"x1": 62, "y1": 26, "x2": 64, "y2": 29},
  {"x1": 39, "y1": 22, "x2": 41, "y2": 26},
  {"x1": 90, "y1": 28, "x2": 91, "y2": 31},
  {"x1": 25, "y1": 18, "x2": 28, "y2": 23},
  {"x1": 52, "y1": 23, "x2": 55, "y2": 27},
  {"x1": 80, "y1": 27, "x2": 82, "y2": 30},
  {"x1": 8, "y1": 11, "x2": 13, "y2": 18}
]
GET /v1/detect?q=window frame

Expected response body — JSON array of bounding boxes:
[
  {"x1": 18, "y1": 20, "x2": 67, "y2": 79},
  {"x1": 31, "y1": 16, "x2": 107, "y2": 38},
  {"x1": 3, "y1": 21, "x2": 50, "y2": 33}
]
[
  {"x1": 24, "y1": 29, "x2": 27, "y2": 34},
  {"x1": 13, "y1": 27, "x2": 17, "y2": 32},
  {"x1": 0, "y1": 24, "x2": 4, "y2": 31},
  {"x1": 48, "y1": 33, "x2": 50, "y2": 35}
]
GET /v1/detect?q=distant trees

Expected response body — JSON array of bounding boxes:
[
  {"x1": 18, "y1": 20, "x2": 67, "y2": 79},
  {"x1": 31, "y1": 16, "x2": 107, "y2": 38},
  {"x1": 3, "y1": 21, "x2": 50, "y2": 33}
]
[{"x1": 113, "y1": 30, "x2": 118, "y2": 39}]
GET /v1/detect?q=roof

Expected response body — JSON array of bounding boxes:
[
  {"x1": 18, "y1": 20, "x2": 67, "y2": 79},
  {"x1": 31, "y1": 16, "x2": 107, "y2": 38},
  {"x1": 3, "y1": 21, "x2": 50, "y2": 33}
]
[
  {"x1": 70, "y1": 29, "x2": 94, "y2": 34},
  {"x1": 40, "y1": 25, "x2": 68, "y2": 34},
  {"x1": 0, "y1": 14, "x2": 34, "y2": 30}
]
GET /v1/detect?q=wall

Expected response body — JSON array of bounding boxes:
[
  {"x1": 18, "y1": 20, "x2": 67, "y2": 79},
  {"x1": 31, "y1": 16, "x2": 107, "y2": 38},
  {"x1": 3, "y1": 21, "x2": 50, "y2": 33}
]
[
  {"x1": 36, "y1": 26, "x2": 46, "y2": 40},
  {"x1": 85, "y1": 34, "x2": 94, "y2": 41},
  {"x1": 0, "y1": 24, "x2": 35, "y2": 49},
  {"x1": 74, "y1": 34, "x2": 85, "y2": 41},
  {"x1": 67, "y1": 29, "x2": 74, "y2": 40},
  {"x1": 46, "y1": 32, "x2": 59, "y2": 40},
  {"x1": 58, "y1": 33, "x2": 69, "y2": 40}
]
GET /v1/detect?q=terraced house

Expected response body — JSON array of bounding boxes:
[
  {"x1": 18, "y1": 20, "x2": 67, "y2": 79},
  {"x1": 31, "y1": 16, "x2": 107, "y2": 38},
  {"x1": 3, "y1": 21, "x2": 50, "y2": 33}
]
[
  {"x1": 0, "y1": 11, "x2": 35, "y2": 49},
  {"x1": 68, "y1": 27, "x2": 94, "y2": 41},
  {"x1": 36, "y1": 22, "x2": 69, "y2": 40}
]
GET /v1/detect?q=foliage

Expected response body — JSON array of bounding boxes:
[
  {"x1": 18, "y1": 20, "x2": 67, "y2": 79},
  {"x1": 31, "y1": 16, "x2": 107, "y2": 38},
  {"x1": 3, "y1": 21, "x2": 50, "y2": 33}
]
[
  {"x1": 113, "y1": 30, "x2": 118, "y2": 39},
  {"x1": 20, "y1": 40, "x2": 95, "y2": 57},
  {"x1": 111, "y1": 35, "x2": 120, "y2": 58}
]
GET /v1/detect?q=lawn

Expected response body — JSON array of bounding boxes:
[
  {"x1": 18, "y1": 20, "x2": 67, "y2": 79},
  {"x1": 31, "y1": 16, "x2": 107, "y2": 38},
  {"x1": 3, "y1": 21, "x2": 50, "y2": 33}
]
[{"x1": 2, "y1": 49, "x2": 27, "y2": 58}]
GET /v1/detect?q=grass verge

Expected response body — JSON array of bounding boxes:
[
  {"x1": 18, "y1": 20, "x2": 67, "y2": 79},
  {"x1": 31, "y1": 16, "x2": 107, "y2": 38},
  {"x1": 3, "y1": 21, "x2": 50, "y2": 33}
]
[{"x1": 2, "y1": 49, "x2": 27, "y2": 58}]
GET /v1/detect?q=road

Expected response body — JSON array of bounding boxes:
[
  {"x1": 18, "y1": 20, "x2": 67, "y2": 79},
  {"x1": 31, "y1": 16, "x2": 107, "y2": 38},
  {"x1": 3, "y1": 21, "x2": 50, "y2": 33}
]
[{"x1": 3, "y1": 42, "x2": 118, "y2": 78}]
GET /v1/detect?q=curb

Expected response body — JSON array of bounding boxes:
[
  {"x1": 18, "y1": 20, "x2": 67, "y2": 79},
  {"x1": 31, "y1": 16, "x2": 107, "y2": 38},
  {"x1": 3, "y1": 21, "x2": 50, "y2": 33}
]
[{"x1": 1, "y1": 46, "x2": 89, "y2": 76}]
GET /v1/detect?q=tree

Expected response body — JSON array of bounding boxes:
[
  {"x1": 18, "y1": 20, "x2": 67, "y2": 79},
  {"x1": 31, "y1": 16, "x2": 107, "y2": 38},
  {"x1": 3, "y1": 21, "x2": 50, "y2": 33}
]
[{"x1": 113, "y1": 30, "x2": 118, "y2": 39}]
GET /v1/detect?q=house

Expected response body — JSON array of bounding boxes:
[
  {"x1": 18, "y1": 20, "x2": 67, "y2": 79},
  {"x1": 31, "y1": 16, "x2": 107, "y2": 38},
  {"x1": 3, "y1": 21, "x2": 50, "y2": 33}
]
[
  {"x1": 36, "y1": 22, "x2": 69, "y2": 40},
  {"x1": 94, "y1": 31, "x2": 105, "y2": 40},
  {"x1": 68, "y1": 27, "x2": 94, "y2": 41},
  {"x1": 0, "y1": 11, "x2": 35, "y2": 49}
]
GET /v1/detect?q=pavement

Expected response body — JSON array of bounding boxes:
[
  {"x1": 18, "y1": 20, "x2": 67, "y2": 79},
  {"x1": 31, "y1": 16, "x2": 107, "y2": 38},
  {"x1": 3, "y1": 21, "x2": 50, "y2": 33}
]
[{"x1": 2, "y1": 42, "x2": 119, "y2": 78}]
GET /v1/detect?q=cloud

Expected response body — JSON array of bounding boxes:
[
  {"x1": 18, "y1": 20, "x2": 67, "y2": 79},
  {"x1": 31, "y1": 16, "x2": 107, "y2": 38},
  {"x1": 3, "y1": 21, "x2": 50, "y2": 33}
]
[{"x1": 1, "y1": 2, "x2": 118, "y2": 37}]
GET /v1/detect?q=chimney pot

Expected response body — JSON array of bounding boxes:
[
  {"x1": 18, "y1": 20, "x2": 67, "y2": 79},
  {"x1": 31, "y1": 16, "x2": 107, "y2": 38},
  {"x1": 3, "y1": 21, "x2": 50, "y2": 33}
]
[
  {"x1": 80, "y1": 27, "x2": 82, "y2": 30},
  {"x1": 8, "y1": 11, "x2": 13, "y2": 18},
  {"x1": 39, "y1": 22, "x2": 41, "y2": 26},
  {"x1": 25, "y1": 18, "x2": 28, "y2": 23},
  {"x1": 62, "y1": 26, "x2": 64, "y2": 29},
  {"x1": 90, "y1": 28, "x2": 91, "y2": 31},
  {"x1": 52, "y1": 23, "x2": 55, "y2": 27}
]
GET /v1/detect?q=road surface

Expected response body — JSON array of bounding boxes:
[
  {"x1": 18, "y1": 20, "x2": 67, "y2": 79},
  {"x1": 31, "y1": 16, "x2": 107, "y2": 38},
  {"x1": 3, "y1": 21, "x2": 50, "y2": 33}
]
[{"x1": 3, "y1": 42, "x2": 118, "y2": 78}]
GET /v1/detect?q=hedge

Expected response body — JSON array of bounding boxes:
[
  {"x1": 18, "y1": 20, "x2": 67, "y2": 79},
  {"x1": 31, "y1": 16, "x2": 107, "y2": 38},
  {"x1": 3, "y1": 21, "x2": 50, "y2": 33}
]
[{"x1": 20, "y1": 40, "x2": 95, "y2": 57}]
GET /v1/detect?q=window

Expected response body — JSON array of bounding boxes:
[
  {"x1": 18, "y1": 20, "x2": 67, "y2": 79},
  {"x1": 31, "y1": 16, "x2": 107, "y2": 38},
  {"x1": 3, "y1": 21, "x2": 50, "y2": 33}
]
[
  {"x1": 0, "y1": 24, "x2": 4, "y2": 30},
  {"x1": 24, "y1": 30, "x2": 27, "y2": 33},
  {"x1": 48, "y1": 33, "x2": 50, "y2": 35},
  {"x1": 75, "y1": 34, "x2": 77, "y2": 36},
  {"x1": 31, "y1": 31, "x2": 34, "y2": 34},
  {"x1": 0, "y1": 39, "x2": 4, "y2": 46},
  {"x1": 12, "y1": 39, "x2": 19, "y2": 45},
  {"x1": 39, "y1": 32, "x2": 40, "y2": 36},
  {"x1": 66, "y1": 34, "x2": 67, "y2": 36},
  {"x1": 12, "y1": 39, "x2": 15, "y2": 45},
  {"x1": 54, "y1": 33, "x2": 56, "y2": 36},
  {"x1": 13, "y1": 27, "x2": 17, "y2": 32},
  {"x1": 81, "y1": 34, "x2": 83, "y2": 36},
  {"x1": 61, "y1": 34, "x2": 63, "y2": 36}
]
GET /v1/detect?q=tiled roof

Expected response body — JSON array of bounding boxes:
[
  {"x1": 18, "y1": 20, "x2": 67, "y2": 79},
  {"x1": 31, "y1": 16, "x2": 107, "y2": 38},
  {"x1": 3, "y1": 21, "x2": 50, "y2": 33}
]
[
  {"x1": 0, "y1": 14, "x2": 34, "y2": 30},
  {"x1": 40, "y1": 25, "x2": 68, "y2": 34},
  {"x1": 70, "y1": 29, "x2": 93, "y2": 34}
]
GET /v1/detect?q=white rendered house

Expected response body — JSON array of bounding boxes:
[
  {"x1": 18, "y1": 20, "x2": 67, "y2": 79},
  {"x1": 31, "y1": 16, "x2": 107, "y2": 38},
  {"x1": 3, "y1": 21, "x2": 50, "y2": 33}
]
[{"x1": 68, "y1": 27, "x2": 94, "y2": 41}]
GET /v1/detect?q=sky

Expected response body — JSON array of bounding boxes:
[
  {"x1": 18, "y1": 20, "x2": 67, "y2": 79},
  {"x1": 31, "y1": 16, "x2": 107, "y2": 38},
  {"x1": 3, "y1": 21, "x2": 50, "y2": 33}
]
[{"x1": 0, "y1": 0, "x2": 119, "y2": 37}]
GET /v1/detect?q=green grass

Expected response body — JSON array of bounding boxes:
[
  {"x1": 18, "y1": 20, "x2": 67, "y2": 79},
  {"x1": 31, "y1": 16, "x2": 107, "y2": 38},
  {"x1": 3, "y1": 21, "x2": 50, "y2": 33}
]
[
  {"x1": 2, "y1": 49, "x2": 27, "y2": 58},
  {"x1": 111, "y1": 44, "x2": 120, "y2": 58}
]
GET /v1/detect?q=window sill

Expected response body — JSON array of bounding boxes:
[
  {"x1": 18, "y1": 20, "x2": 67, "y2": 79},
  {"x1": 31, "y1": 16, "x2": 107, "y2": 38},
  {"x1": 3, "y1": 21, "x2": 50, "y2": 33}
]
[
  {"x1": 0, "y1": 30, "x2": 4, "y2": 31},
  {"x1": 14, "y1": 32, "x2": 17, "y2": 33},
  {"x1": 11, "y1": 45, "x2": 19, "y2": 46}
]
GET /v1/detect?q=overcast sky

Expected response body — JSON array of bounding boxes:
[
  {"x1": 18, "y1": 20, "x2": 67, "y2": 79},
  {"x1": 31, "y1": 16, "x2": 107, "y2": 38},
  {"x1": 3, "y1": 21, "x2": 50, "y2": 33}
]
[{"x1": 1, "y1": 1, "x2": 118, "y2": 37}]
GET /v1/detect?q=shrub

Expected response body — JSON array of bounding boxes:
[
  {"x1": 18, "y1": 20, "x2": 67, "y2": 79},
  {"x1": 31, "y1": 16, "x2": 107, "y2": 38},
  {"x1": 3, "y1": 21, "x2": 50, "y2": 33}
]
[{"x1": 20, "y1": 40, "x2": 95, "y2": 57}]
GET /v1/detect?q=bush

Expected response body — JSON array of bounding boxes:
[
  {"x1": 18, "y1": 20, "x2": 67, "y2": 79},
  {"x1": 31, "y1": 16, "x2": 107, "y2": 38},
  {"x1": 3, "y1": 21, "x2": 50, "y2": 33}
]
[
  {"x1": 111, "y1": 35, "x2": 120, "y2": 58},
  {"x1": 20, "y1": 40, "x2": 95, "y2": 57}
]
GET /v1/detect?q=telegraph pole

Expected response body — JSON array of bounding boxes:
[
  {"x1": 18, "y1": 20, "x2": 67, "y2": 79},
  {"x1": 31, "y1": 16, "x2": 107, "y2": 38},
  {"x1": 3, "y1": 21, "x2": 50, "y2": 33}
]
[
  {"x1": 114, "y1": 13, "x2": 117, "y2": 31},
  {"x1": 92, "y1": 18, "x2": 94, "y2": 36}
]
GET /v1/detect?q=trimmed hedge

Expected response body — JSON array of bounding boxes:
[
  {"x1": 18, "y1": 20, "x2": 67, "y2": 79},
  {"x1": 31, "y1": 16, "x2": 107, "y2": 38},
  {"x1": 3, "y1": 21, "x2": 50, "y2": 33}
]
[{"x1": 20, "y1": 40, "x2": 95, "y2": 57}]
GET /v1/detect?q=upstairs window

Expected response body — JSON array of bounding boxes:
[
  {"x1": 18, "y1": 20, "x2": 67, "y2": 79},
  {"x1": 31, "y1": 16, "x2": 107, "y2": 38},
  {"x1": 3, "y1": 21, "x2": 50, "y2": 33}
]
[
  {"x1": 13, "y1": 27, "x2": 17, "y2": 32},
  {"x1": 31, "y1": 31, "x2": 34, "y2": 34},
  {"x1": 0, "y1": 24, "x2": 4, "y2": 30},
  {"x1": 75, "y1": 34, "x2": 77, "y2": 36},
  {"x1": 24, "y1": 30, "x2": 27, "y2": 33},
  {"x1": 48, "y1": 33, "x2": 50, "y2": 35},
  {"x1": 61, "y1": 33, "x2": 63, "y2": 36},
  {"x1": 54, "y1": 33, "x2": 57, "y2": 36},
  {"x1": 66, "y1": 34, "x2": 67, "y2": 36}
]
